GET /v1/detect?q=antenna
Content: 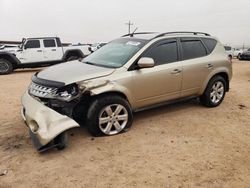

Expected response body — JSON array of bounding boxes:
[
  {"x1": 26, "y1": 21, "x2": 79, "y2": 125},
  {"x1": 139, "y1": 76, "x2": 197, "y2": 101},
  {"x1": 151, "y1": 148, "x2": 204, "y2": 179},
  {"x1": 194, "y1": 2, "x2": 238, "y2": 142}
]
[{"x1": 130, "y1": 28, "x2": 138, "y2": 37}]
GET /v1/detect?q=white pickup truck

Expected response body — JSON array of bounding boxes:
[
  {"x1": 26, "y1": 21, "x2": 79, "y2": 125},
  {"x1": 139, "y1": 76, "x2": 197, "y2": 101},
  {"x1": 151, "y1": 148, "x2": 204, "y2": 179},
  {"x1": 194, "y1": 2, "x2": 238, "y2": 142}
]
[{"x1": 0, "y1": 37, "x2": 90, "y2": 74}]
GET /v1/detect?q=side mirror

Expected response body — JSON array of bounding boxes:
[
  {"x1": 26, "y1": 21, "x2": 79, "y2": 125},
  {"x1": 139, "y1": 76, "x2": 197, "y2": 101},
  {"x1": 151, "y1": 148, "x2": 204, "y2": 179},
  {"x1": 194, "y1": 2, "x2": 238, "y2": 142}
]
[{"x1": 137, "y1": 57, "x2": 155, "y2": 68}]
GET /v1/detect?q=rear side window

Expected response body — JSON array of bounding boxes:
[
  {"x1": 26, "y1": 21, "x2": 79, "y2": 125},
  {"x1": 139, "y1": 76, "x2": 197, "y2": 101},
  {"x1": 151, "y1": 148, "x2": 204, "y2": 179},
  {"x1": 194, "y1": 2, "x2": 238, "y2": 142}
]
[
  {"x1": 181, "y1": 39, "x2": 207, "y2": 60},
  {"x1": 43, "y1": 39, "x2": 56, "y2": 48},
  {"x1": 202, "y1": 38, "x2": 217, "y2": 53},
  {"x1": 143, "y1": 41, "x2": 178, "y2": 65},
  {"x1": 25, "y1": 40, "x2": 40, "y2": 49}
]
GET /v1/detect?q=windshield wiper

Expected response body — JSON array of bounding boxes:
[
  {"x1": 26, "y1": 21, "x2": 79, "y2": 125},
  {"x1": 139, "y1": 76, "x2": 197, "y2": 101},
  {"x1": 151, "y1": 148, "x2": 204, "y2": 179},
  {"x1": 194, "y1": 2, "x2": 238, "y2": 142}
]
[
  {"x1": 83, "y1": 61, "x2": 115, "y2": 69},
  {"x1": 83, "y1": 61, "x2": 96, "y2": 65}
]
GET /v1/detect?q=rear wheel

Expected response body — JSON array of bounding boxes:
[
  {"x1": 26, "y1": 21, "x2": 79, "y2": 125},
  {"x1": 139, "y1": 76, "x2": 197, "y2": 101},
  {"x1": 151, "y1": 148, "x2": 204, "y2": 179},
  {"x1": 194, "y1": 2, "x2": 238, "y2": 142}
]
[
  {"x1": 200, "y1": 76, "x2": 226, "y2": 107},
  {"x1": 86, "y1": 95, "x2": 133, "y2": 136},
  {"x1": 0, "y1": 59, "x2": 13, "y2": 75}
]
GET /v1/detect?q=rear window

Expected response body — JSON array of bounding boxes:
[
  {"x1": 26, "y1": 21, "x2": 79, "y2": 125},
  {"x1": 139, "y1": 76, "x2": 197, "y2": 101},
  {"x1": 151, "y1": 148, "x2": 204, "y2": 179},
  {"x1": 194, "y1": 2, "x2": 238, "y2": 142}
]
[
  {"x1": 201, "y1": 38, "x2": 217, "y2": 53},
  {"x1": 181, "y1": 39, "x2": 207, "y2": 60}
]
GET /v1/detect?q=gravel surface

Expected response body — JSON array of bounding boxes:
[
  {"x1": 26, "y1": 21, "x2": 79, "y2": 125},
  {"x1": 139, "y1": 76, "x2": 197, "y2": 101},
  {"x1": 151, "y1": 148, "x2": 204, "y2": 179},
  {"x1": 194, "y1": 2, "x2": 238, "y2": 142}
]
[{"x1": 0, "y1": 60, "x2": 250, "y2": 188}]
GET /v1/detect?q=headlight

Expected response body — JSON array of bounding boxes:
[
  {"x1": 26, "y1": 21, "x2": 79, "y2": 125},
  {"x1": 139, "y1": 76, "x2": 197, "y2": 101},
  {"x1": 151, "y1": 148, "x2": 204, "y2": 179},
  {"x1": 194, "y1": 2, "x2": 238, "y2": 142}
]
[{"x1": 54, "y1": 84, "x2": 79, "y2": 101}]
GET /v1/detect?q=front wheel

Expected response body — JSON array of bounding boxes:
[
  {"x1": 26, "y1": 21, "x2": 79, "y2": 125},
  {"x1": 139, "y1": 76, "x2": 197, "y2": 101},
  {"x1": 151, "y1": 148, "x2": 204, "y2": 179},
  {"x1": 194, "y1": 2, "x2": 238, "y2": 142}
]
[
  {"x1": 54, "y1": 132, "x2": 68, "y2": 150},
  {"x1": 0, "y1": 59, "x2": 13, "y2": 75},
  {"x1": 86, "y1": 95, "x2": 133, "y2": 136},
  {"x1": 200, "y1": 76, "x2": 226, "y2": 107}
]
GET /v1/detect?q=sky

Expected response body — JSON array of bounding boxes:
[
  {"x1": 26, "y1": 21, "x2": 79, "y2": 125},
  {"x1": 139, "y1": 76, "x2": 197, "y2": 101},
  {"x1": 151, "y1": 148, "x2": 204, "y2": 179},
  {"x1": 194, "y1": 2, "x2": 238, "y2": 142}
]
[{"x1": 0, "y1": 0, "x2": 250, "y2": 46}]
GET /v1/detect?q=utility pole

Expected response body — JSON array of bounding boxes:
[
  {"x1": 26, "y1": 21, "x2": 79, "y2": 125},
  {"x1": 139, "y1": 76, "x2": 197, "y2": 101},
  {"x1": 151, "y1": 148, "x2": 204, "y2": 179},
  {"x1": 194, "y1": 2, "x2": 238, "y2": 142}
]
[{"x1": 125, "y1": 20, "x2": 133, "y2": 34}]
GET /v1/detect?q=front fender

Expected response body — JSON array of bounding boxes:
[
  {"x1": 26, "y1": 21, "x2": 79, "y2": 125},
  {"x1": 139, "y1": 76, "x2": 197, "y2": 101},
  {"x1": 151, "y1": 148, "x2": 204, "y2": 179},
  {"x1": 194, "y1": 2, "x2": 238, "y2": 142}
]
[{"x1": 88, "y1": 82, "x2": 135, "y2": 108}]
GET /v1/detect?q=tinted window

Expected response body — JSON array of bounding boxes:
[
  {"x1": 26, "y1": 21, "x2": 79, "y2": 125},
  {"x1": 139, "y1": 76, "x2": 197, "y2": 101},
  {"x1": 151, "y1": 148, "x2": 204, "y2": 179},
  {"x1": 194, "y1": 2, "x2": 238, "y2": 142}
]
[
  {"x1": 201, "y1": 38, "x2": 217, "y2": 53},
  {"x1": 143, "y1": 41, "x2": 178, "y2": 65},
  {"x1": 224, "y1": 46, "x2": 232, "y2": 51},
  {"x1": 44, "y1": 39, "x2": 56, "y2": 48},
  {"x1": 56, "y1": 38, "x2": 62, "y2": 47},
  {"x1": 25, "y1": 40, "x2": 40, "y2": 49},
  {"x1": 181, "y1": 40, "x2": 207, "y2": 60}
]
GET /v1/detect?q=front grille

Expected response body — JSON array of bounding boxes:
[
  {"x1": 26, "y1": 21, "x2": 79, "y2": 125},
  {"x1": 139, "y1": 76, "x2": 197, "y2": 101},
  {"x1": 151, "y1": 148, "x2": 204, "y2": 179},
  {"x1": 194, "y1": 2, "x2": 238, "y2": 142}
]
[{"x1": 29, "y1": 82, "x2": 57, "y2": 98}]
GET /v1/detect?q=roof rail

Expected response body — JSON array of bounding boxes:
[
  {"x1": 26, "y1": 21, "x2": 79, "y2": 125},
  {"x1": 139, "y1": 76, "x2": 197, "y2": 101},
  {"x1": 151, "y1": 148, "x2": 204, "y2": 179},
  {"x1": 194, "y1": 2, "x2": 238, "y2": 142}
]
[
  {"x1": 153, "y1": 31, "x2": 211, "y2": 39},
  {"x1": 122, "y1": 32, "x2": 157, "y2": 37}
]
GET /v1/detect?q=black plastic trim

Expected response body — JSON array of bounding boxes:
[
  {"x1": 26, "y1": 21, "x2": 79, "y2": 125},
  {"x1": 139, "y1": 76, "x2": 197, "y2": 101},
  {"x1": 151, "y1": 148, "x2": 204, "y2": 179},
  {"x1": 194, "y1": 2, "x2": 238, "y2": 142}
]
[{"x1": 32, "y1": 73, "x2": 65, "y2": 88}]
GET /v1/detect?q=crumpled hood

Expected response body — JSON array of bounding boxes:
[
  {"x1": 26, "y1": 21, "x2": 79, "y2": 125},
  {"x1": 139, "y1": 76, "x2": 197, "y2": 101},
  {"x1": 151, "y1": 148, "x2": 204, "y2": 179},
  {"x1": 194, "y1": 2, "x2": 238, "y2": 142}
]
[{"x1": 37, "y1": 60, "x2": 115, "y2": 85}]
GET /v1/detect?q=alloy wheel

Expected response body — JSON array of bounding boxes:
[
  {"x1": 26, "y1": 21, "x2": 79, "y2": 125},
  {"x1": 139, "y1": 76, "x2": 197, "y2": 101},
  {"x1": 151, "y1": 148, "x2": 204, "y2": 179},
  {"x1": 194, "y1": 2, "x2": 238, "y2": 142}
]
[{"x1": 99, "y1": 104, "x2": 128, "y2": 135}]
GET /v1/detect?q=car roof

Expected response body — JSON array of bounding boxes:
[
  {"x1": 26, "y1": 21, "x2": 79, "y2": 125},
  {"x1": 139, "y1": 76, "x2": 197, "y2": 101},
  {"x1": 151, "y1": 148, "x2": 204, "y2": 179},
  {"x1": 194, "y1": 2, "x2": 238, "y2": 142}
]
[
  {"x1": 26, "y1": 37, "x2": 59, "y2": 40},
  {"x1": 122, "y1": 31, "x2": 214, "y2": 41}
]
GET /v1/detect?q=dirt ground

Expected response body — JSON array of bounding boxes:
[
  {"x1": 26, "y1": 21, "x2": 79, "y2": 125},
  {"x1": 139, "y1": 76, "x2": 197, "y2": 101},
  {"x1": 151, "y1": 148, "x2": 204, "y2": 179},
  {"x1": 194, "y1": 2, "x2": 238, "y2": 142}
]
[{"x1": 0, "y1": 59, "x2": 249, "y2": 188}]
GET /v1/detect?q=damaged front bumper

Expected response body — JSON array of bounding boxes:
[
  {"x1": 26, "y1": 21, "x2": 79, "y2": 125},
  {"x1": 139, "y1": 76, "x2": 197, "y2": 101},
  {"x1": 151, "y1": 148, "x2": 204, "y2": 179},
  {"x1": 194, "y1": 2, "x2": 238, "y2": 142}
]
[{"x1": 21, "y1": 91, "x2": 80, "y2": 151}]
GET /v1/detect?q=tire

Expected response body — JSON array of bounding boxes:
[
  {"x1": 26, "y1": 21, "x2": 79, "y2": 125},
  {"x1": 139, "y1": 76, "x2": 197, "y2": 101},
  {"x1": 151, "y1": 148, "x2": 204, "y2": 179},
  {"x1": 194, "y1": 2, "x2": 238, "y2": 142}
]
[
  {"x1": 0, "y1": 59, "x2": 13, "y2": 75},
  {"x1": 54, "y1": 132, "x2": 68, "y2": 150},
  {"x1": 237, "y1": 54, "x2": 241, "y2": 59},
  {"x1": 86, "y1": 95, "x2": 133, "y2": 136},
  {"x1": 200, "y1": 76, "x2": 226, "y2": 107}
]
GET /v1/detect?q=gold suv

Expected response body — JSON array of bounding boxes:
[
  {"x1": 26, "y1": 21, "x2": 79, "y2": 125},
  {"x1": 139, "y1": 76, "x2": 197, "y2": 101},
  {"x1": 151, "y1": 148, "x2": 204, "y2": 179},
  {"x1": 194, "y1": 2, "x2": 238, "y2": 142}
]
[{"x1": 21, "y1": 32, "x2": 232, "y2": 151}]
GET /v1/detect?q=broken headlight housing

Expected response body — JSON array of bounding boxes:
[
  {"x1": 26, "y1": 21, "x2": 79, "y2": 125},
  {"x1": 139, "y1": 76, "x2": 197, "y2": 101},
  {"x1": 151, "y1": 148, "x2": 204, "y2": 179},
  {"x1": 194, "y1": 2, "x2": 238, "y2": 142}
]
[{"x1": 54, "y1": 84, "x2": 79, "y2": 102}]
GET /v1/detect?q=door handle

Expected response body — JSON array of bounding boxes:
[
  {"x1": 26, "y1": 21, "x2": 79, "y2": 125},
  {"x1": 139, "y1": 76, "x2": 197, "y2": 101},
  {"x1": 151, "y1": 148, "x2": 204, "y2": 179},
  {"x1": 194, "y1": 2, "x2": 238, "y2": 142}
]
[
  {"x1": 206, "y1": 63, "x2": 213, "y2": 69},
  {"x1": 37, "y1": 50, "x2": 42, "y2": 52},
  {"x1": 171, "y1": 69, "x2": 182, "y2": 74},
  {"x1": 51, "y1": 49, "x2": 56, "y2": 51}
]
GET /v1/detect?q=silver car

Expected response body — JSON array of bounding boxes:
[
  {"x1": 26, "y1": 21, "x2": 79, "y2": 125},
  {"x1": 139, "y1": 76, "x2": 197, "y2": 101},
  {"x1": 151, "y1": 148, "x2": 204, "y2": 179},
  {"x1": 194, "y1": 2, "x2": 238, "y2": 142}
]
[{"x1": 21, "y1": 31, "x2": 232, "y2": 152}]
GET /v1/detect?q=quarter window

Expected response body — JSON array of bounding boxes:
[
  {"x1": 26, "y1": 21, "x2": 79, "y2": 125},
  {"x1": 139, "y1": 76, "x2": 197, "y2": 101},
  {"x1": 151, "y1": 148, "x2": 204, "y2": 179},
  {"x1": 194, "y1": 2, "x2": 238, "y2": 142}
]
[
  {"x1": 143, "y1": 41, "x2": 178, "y2": 65},
  {"x1": 201, "y1": 38, "x2": 217, "y2": 53},
  {"x1": 43, "y1": 39, "x2": 56, "y2": 48},
  {"x1": 181, "y1": 40, "x2": 207, "y2": 60},
  {"x1": 25, "y1": 40, "x2": 40, "y2": 49}
]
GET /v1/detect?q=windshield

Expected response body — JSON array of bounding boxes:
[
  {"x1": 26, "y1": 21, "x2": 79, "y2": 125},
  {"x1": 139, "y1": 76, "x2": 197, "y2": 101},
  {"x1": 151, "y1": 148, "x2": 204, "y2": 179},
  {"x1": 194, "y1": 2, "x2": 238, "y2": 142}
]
[{"x1": 83, "y1": 38, "x2": 147, "y2": 68}]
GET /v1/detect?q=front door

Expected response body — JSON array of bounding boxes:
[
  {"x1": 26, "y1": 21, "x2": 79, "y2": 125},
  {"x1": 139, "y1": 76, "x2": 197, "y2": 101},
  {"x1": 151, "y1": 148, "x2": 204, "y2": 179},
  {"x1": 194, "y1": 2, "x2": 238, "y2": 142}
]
[
  {"x1": 131, "y1": 39, "x2": 183, "y2": 109},
  {"x1": 17, "y1": 39, "x2": 45, "y2": 63}
]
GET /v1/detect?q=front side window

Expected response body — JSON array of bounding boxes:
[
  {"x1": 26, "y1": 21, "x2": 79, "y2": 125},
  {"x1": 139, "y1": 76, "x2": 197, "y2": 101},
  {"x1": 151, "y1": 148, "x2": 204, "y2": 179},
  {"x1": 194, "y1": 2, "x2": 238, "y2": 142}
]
[
  {"x1": 83, "y1": 38, "x2": 147, "y2": 68},
  {"x1": 25, "y1": 40, "x2": 40, "y2": 49},
  {"x1": 181, "y1": 39, "x2": 207, "y2": 60},
  {"x1": 143, "y1": 40, "x2": 178, "y2": 65},
  {"x1": 43, "y1": 39, "x2": 56, "y2": 48}
]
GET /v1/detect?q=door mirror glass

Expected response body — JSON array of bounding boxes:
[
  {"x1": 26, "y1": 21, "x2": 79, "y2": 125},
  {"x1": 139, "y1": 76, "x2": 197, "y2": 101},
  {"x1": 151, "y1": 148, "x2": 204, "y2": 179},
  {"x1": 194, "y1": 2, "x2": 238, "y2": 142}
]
[{"x1": 137, "y1": 57, "x2": 155, "y2": 68}]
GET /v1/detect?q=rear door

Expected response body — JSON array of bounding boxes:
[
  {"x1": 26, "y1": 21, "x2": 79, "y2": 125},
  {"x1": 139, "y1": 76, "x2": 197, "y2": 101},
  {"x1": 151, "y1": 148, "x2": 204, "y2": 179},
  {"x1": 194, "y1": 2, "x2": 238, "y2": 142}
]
[
  {"x1": 180, "y1": 37, "x2": 215, "y2": 97},
  {"x1": 43, "y1": 38, "x2": 63, "y2": 61},
  {"x1": 131, "y1": 38, "x2": 183, "y2": 108}
]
